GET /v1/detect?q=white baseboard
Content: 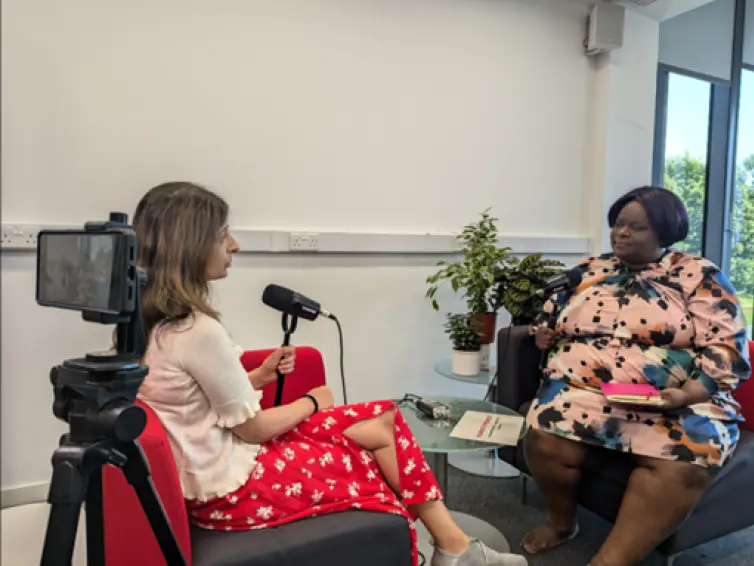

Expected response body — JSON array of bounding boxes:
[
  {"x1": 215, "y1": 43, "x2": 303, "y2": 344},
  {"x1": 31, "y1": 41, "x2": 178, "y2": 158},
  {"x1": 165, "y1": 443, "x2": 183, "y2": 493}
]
[{"x1": 2, "y1": 483, "x2": 49, "y2": 509}]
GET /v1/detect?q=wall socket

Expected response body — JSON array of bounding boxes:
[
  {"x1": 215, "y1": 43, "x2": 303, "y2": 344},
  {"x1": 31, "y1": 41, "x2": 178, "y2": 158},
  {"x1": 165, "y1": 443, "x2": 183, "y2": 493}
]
[
  {"x1": 289, "y1": 232, "x2": 320, "y2": 252},
  {"x1": 1, "y1": 224, "x2": 42, "y2": 249}
]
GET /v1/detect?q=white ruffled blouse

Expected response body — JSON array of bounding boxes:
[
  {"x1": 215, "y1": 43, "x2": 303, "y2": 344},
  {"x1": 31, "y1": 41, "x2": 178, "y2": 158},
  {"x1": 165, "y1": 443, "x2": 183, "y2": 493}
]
[{"x1": 138, "y1": 312, "x2": 261, "y2": 502}]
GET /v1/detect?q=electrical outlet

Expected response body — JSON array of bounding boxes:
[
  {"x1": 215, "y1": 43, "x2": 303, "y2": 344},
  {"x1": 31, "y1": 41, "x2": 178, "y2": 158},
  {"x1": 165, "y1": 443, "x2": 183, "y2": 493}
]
[
  {"x1": 1, "y1": 227, "x2": 12, "y2": 247},
  {"x1": 19, "y1": 225, "x2": 40, "y2": 247},
  {"x1": 1, "y1": 224, "x2": 42, "y2": 249},
  {"x1": 289, "y1": 232, "x2": 320, "y2": 252}
]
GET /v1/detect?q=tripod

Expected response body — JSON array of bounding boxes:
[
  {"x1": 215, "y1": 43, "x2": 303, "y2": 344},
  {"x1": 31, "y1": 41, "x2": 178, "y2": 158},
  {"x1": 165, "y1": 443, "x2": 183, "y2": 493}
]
[
  {"x1": 274, "y1": 312, "x2": 299, "y2": 407},
  {"x1": 38, "y1": 213, "x2": 186, "y2": 566},
  {"x1": 40, "y1": 358, "x2": 186, "y2": 566}
]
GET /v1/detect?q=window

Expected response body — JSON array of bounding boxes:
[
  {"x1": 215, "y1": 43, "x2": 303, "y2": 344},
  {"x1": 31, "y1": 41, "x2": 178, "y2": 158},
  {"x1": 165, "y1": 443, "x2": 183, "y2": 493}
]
[
  {"x1": 653, "y1": 0, "x2": 751, "y2": 337},
  {"x1": 729, "y1": 69, "x2": 754, "y2": 337},
  {"x1": 661, "y1": 73, "x2": 713, "y2": 256}
]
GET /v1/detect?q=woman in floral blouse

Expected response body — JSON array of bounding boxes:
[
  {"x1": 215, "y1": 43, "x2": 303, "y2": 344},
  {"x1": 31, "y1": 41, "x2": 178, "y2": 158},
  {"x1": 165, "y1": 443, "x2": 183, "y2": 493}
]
[{"x1": 522, "y1": 186, "x2": 750, "y2": 566}]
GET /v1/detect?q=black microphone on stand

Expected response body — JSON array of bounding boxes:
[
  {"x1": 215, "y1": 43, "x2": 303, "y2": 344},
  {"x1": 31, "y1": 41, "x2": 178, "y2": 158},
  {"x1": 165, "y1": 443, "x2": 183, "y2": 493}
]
[
  {"x1": 538, "y1": 268, "x2": 584, "y2": 302},
  {"x1": 262, "y1": 284, "x2": 336, "y2": 322},
  {"x1": 261, "y1": 284, "x2": 347, "y2": 406},
  {"x1": 486, "y1": 267, "x2": 584, "y2": 401}
]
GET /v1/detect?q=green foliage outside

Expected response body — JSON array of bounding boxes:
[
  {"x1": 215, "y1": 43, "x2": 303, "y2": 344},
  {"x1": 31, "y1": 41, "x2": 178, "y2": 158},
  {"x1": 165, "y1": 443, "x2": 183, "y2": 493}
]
[{"x1": 664, "y1": 153, "x2": 754, "y2": 322}]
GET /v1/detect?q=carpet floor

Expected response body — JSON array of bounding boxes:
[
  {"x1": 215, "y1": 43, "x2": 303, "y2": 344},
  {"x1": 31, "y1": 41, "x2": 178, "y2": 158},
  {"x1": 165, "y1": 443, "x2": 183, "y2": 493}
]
[{"x1": 445, "y1": 466, "x2": 754, "y2": 566}]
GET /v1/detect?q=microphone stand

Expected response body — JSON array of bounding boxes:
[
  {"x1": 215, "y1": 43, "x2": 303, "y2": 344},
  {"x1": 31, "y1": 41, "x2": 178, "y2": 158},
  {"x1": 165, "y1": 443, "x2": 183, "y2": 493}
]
[
  {"x1": 274, "y1": 311, "x2": 299, "y2": 407},
  {"x1": 538, "y1": 295, "x2": 563, "y2": 372}
]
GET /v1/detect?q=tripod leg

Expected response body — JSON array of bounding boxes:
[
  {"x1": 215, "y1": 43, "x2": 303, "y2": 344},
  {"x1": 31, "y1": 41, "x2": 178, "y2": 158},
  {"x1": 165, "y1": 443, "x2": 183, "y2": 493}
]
[
  {"x1": 86, "y1": 467, "x2": 105, "y2": 566},
  {"x1": 41, "y1": 447, "x2": 88, "y2": 566},
  {"x1": 120, "y1": 441, "x2": 187, "y2": 566}
]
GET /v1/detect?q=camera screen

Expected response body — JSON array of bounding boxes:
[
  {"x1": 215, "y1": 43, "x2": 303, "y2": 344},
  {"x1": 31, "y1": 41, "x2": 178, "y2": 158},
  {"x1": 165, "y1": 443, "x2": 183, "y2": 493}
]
[{"x1": 37, "y1": 233, "x2": 122, "y2": 313}]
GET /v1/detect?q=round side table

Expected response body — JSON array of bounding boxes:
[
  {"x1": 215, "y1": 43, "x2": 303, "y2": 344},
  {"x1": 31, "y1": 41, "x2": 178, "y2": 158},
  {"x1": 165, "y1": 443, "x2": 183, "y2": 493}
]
[
  {"x1": 395, "y1": 396, "x2": 525, "y2": 560},
  {"x1": 434, "y1": 360, "x2": 521, "y2": 479}
]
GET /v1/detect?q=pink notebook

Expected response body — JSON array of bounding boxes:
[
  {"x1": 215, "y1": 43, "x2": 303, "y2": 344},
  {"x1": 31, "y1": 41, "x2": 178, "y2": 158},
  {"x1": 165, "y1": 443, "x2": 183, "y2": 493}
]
[{"x1": 601, "y1": 383, "x2": 664, "y2": 406}]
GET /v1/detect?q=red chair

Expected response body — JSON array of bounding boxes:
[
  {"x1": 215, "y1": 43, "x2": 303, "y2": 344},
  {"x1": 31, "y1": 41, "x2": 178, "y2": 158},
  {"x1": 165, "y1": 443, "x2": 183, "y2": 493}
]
[
  {"x1": 733, "y1": 340, "x2": 754, "y2": 431},
  {"x1": 102, "y1": 346, "x2": 326, "y2": 566}
]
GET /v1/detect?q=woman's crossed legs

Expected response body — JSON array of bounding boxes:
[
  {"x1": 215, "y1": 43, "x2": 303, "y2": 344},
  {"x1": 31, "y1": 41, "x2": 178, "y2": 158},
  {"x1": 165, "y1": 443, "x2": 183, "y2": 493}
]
[
  {"x1": 344, "y1": 407, "x2": 527, "y2": 566},
  {"x1": 522, "y1": 429, "x2": 712, "y2": 566}
]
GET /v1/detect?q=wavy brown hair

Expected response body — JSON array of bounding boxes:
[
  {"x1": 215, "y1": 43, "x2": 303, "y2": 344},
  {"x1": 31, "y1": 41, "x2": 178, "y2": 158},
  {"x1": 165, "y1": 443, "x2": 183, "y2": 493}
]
[{"x1": 133, "y1": 182, "x2": 229, "y2": 341}]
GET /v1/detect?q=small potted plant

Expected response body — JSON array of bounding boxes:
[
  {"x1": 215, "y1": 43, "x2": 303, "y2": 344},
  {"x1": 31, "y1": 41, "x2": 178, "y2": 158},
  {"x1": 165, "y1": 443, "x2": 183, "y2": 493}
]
[
  {"x1": 426, "y1": 209, "x2": 514, "y2": 368},
  {"x1": 444, "y1": 313, "x2": 483, "y2": 377},
  {"x1": 495, "y1": 253, "x2": 565, "y2": 325}
]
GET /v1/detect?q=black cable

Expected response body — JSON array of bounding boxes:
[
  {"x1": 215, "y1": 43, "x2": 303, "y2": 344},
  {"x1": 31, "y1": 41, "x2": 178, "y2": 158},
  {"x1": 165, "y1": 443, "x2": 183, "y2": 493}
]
[
  {"x1": 332, "y1": 315, "x2": 348, "y2": 405},
  {"x1": 396, "y1": 393, "x2": 421, "y2": 407}
]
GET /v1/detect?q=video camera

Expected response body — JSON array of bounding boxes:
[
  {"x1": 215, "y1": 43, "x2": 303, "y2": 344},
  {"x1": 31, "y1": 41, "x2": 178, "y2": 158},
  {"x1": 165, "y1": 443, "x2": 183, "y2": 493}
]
[
  {"x1": 36, "y1": 212, "x2": 143, "y2": 357},
  {"x1": 36, "y1": 212, "x2": 185, "y2": 566}
]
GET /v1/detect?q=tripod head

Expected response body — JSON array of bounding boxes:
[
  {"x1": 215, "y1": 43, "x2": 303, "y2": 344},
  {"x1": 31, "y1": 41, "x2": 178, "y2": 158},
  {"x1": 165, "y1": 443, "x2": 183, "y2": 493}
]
[{"x1": 37, "y1": 212, "x2": 149, "y2": 444}]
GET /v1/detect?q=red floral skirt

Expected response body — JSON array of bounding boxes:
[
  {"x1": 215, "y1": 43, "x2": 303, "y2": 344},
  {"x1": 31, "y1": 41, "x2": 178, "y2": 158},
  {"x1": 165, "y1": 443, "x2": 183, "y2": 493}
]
[{"x1": 186, "y1": 400, "x2": 443, "y2": 566}]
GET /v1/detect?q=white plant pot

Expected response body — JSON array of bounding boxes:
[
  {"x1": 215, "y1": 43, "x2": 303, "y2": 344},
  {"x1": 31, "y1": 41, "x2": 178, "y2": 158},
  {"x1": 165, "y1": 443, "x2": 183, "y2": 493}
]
[{"x1": 452, "y1": 349, "x2": 481, "y2": 377}]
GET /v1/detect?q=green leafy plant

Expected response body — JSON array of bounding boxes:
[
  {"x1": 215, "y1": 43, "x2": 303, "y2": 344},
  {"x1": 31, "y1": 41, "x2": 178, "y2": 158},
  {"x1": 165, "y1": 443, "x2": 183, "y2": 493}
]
[
  {"x1": 495, "y1": 253, "x2": 565, "y2": 325},
  {"x1": 426, "y1": 209, "x2": 515, "y2": 314},
  {"x1": 443, "y1": 314, "x2": 482, "y2": 351}
]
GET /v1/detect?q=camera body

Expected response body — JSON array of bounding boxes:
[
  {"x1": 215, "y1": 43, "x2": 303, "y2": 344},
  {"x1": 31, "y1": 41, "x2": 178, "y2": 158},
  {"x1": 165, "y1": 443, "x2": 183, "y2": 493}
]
[
  {"x1": 36, "y1": 215, "x2": 139, "y2": 321},
  {"x1": 36, "y1": 212, "x2": 146, "y2": 362}
]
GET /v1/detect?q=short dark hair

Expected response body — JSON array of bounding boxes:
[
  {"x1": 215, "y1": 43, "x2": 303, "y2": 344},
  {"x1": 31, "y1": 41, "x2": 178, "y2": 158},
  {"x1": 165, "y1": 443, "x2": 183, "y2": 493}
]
[{"x1": 607, "y1": 186, "x2": 689, "y2": 247}]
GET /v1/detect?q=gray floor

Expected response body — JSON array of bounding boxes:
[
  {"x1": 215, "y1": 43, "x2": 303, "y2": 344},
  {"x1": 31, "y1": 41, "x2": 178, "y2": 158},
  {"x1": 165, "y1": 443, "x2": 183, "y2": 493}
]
[{"x1": 445, "y1": 466, "x2": 754, "y2": 566}]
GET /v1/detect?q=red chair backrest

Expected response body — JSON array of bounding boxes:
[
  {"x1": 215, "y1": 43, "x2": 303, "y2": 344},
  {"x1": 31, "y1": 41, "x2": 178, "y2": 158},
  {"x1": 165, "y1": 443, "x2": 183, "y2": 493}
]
[
  {"x1": 734, "y1": 340, "x2": 754, "y2": 432},
  {"x1": 240, "y1": 346, "x2": 327, "y2": 409},
  {"x1": 103, "y1": 346, "x2": 327, "y2": 565}
]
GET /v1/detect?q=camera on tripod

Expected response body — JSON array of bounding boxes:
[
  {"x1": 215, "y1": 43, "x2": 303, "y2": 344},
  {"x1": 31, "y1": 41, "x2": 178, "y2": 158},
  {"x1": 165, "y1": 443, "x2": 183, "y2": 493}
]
[{"x1": 36, "y1": 212, "x2": 185, "y2": 566}]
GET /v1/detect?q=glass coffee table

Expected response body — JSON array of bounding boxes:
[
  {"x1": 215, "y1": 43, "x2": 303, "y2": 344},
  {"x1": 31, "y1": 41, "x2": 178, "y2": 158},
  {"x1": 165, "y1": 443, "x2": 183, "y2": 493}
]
[
  {"x1": 434, "y1": 360, "x2": 521, "y2": 479},
  {"x1": 395, "y1": 396, "x2": 526, "y2": 559}
]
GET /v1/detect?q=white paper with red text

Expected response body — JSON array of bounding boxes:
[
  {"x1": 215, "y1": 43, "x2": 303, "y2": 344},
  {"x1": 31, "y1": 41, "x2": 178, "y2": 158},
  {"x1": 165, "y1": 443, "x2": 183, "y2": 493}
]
[{"x1": 449, "y1": 411, "x2": 524, "y2": 445}]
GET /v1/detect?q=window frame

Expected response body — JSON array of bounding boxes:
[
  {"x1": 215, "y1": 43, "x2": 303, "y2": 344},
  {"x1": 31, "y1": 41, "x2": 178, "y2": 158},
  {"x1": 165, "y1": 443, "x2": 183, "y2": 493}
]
[
  {"x1": 652, "y1": 65, "x2": 726, "y2": 262},
  {"x1": 652, "y1": 0, "x2": 747, "y2": 270}
]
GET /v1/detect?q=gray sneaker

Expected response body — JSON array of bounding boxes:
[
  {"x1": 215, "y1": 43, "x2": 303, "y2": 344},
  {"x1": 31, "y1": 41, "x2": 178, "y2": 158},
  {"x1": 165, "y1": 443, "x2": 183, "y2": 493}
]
[{"x1": 430, "y1": 538, "x2": 528, "y2": 566}]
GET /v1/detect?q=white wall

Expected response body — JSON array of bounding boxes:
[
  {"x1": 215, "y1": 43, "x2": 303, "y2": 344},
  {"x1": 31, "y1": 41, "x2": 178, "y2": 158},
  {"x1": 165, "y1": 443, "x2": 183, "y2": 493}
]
[
  {"x1": 2, "y1": 0, "x2": 592, "y2": 236},
  {"x1": 586, "y1": 9, "x2": 660, "y2": 254},
  {"x1": 1, "y1": 0, "x2": 658, "y2": 494}
]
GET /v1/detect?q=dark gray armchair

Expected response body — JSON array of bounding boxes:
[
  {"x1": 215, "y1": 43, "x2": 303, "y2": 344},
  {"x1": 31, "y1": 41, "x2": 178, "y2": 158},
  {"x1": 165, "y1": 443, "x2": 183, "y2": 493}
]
[
  {"x1": 191, "y1": 511, "x2": 412, "y2": 566},
  {"x1": 495, "y1": 325, "x2": 754, "y2": 565}
]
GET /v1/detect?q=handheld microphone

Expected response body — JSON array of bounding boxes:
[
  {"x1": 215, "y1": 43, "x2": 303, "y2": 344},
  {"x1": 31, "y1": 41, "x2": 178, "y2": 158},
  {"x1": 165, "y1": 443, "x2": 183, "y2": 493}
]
[
  {"x1": 262, "y1": 284, "x2": 334, "y2": 321},
  {"x1": 261, "y1": 284, "x2": 347, "y2": 407},
  {"x1": 536, "y1": 267, "x2": 583, "y2": 298}
]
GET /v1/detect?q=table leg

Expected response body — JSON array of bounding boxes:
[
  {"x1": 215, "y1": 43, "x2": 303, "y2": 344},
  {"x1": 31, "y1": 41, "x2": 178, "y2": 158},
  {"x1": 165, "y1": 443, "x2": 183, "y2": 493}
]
[{"x1": 448, "y1": 450, "x2": 520, "y2": 479}]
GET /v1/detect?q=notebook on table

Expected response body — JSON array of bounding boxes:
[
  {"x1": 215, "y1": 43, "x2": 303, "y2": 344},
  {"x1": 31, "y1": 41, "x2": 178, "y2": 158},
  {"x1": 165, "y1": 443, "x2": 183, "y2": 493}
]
[{"x1": 601, "y1": 383, "x2": 664, "y2": 406}]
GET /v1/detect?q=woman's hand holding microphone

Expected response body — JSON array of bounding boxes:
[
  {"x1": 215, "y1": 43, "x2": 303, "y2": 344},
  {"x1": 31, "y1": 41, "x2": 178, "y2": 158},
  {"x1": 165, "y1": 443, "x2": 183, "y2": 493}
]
[
  {"x1": 248, "y1": 345, "x2": 336, "y2": 414},
  {"x1": 534, "y1": 327, "x2": 557, "y2": 351},
  {"x1": 249, "y1": 346, "x2": 297, "y2": 389}
]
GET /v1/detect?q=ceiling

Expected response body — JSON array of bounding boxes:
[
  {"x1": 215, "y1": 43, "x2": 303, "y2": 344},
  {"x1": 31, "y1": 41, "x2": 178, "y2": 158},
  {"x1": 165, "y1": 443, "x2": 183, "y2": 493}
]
[{"x1": 567, "y1": 0, "x2": 715, "y2": 21}]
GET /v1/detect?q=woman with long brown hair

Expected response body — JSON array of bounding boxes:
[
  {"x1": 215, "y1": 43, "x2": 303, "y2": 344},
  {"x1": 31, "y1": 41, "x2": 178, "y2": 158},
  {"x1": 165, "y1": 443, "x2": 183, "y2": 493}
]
[{"x1": 133, "y1": 182, "x2": 527, "y2": 566}]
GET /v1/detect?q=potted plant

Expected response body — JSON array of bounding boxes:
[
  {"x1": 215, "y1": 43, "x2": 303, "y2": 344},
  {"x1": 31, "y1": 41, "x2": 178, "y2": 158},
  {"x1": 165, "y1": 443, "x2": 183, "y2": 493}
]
[
  {"x1": 495, "y1": 253, "x2": 565, "y2": 325},
  {"x1": 444, "y1": 313, "x2": 483, "y2": 376},
  {"x1": 426, "y1": 209, "x2": 515, "y2": 366}
]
